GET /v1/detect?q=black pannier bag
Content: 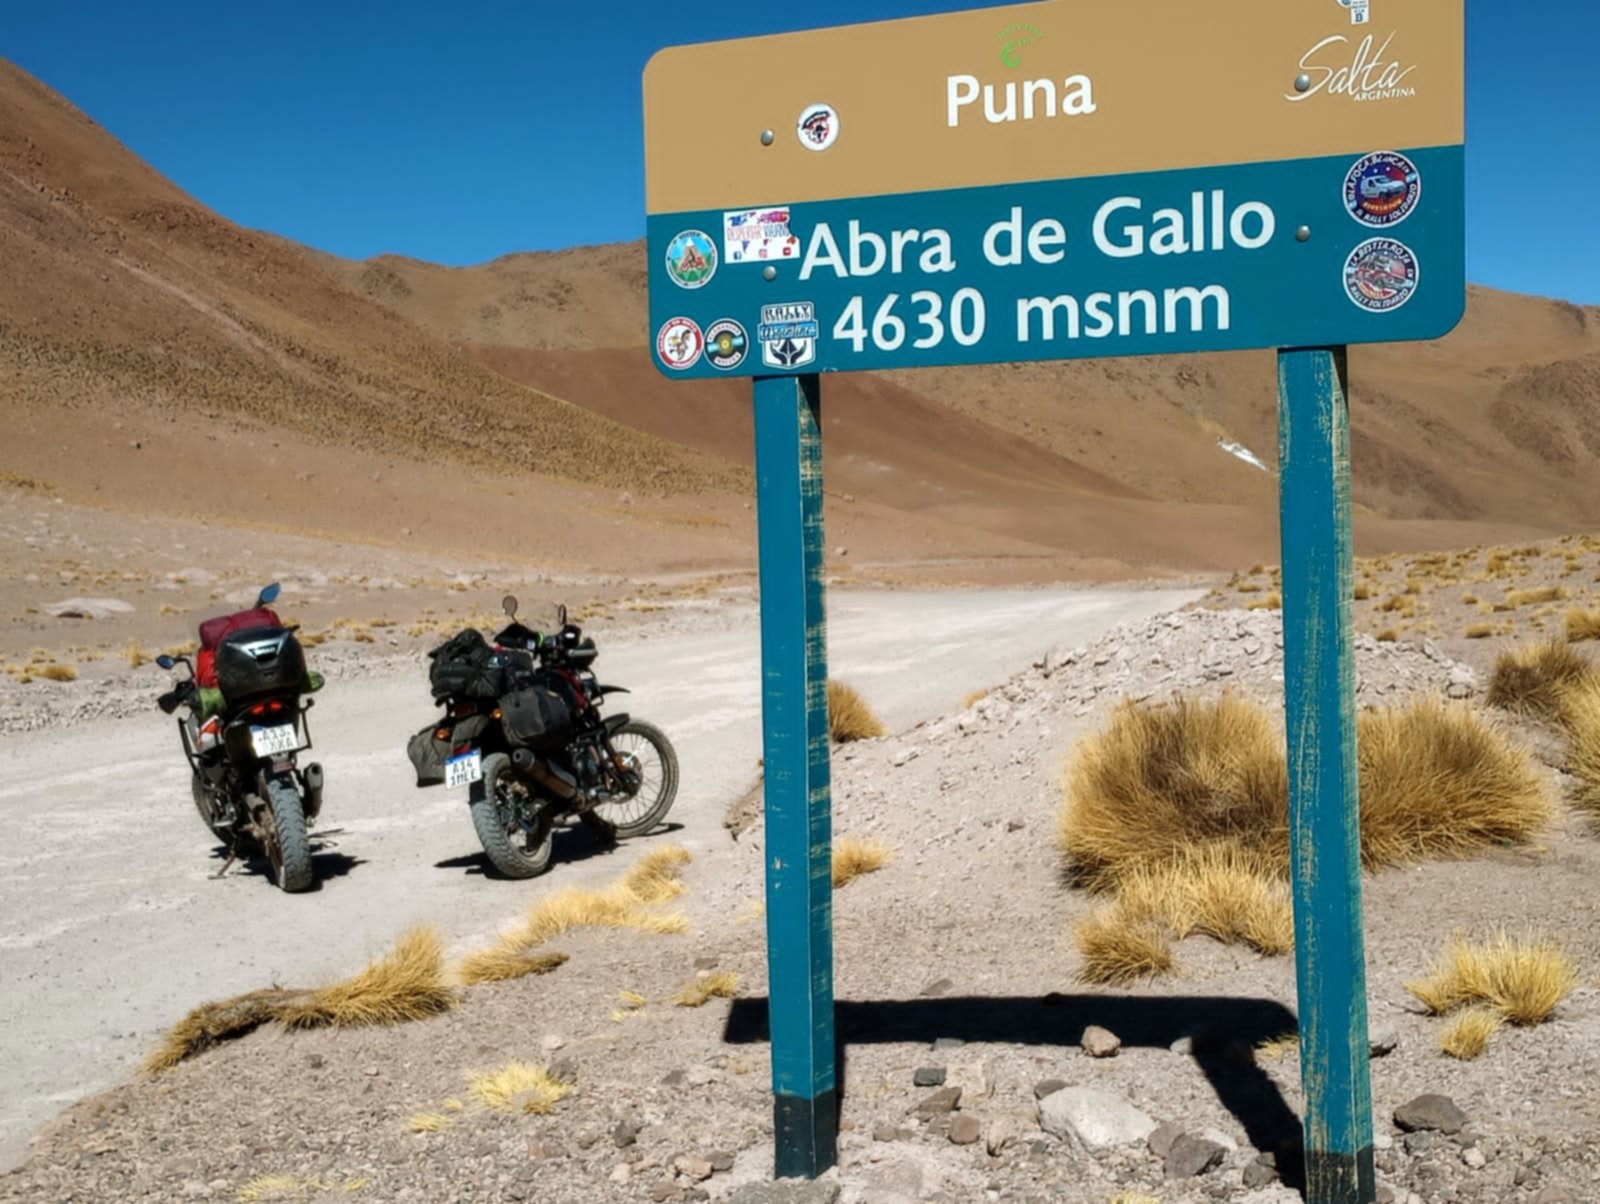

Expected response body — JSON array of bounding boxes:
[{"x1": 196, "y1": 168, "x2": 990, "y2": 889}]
[
  {"x1": 406, "y1": 725, "x2": 448, "y2": 787},
  {"x1": 500, "y1": 681, "x2": 573, "y2": 751},
  {"x1": 214, "y1": 626, "x2": 307, "y2": 701},
  {"x1": 427, "y1": 628, "x2": 507, "y2": 702}
]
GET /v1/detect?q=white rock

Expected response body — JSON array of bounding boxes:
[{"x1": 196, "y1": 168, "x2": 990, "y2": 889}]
[
  {"x1": 1037, "y1": 1087, "x2": 1157, "y2": 1149},
  {"x1": 45, "y1": 597, "x2": 134, "y2": 620}
]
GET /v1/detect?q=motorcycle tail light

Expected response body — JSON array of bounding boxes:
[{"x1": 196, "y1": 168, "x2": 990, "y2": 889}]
[
  {"x1": 435, "y1": 728, "x2": 450, "y2": 741},
  {"x1": 268, "y1": 699, "x2": 284, "y2": 713},
  {"x1": 248, "y1": 702, "x2": 267, "y2": 717}
]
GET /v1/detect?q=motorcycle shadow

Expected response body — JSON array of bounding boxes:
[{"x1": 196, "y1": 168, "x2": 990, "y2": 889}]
[
  {"x1": 434, "y1": 820, "x2": 687, "y2": 880},
  {"x1": 204, "y1": 828, "x2": 367, "y2": 891}
]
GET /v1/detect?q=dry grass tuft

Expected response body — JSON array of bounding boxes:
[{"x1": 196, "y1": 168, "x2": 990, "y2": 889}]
[
  {"x1": 1487, "y1": 638, "x2": 1595, "y2": 719},
  {"x1": 1108, "y1": 1195, "x2": 1162, "y2": 1204},
  {"x1": 408, "y1": 1112, "x2": 452, "y2": 1133},
  {"x1": 1245, "y1": 593, "x2": 1282, "y2": 611},
  {"x1": 1508, "y1": 585, "x2": 1568, "y2": 608},
  {"x1": 1111, "y1": 845, "x2": 1292, "y2": 955},
  {"x1": 123, "y1": 638, "x2": 149, "y2": 669},
  {"x1": 1353, "y1": 582, "x2": 1374, "y2": 601},
  {"x1": 617, "y1": 989, "x2": 647, "y2": 1009},
  {"x1": 143, "y1": 988, "x2": 297, "y2": 1073},
  {"x1": 1060, "y1": 693, "x2": 1288, "y2": 890},
  {"x1": 1563, "y1": 679, "x2": 1600, "y2": 816},
  {"x1": 1439, "y1": 1008, "x2": 1503, "y2": 1060},
  {"x1": 828, "y1": 679, "x2": 886, "y2": 742},
  {"x1": 465, "y1": 1061, "x2": 571, "y2": 1115},
  {"x1": 1376, "y1": 628, "x2": 1399, "y2": 643},
  {"x1": 1357, "y1": 698, "x2": 1550, "y2": 868},
  {"x1": 277, "y1": 927, "x2": 456, "y2": 1030},
  {"x1": 673, "y1": 970, "x2": 740, "y2": 1007},
  {"x1": 1408, "y1": 932, "x2": 1578, "y2": 1025},
  {"x1": 36, "y1": 663, "x2": 77, "y2": 682},
  {"x1": 451, "y1": 949, "x2": 569, "y2": 987},
  {"x1": 1465, "y1": 624, "x2": 1493, "y2": 640},
  {"x1": 1075, "y1": 909, "x2": 1174, "y2": 985},
  {"x1": 1256, "y1": 1031, "x2": 1300, "y2": 1061},
  {"x1": 832, "y1": 837, "x2": 894, "y2": 888},
  {"x1": 1565, "y1": 609, "x2": 1600, "y2": 643},
  {"x1": 962, "y1": 688, "x2": 990, "y2": 708},
  {"x1": 621, "y1": 845, "x2": 694, "y2": 904}
]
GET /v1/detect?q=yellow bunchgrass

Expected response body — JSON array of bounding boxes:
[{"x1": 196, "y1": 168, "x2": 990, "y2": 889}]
[
  {"x1": 1565, "y1": 609, "x2": 1600, "y2": 643},
  {"x1": 1357, "y1": 697, "x2": 1550, "y2": 867},
  {"x1": 1466, "y1": 624, "x2": 1493, "y2": 639},
  {"x1": 1486, "y1": 638, "x2": 1596, "y2": 720},
  {"x1": 1407, "y1": 931, "x2": 1578, "y2": 1026},
  {"x1": 617, "y1": 989, "x2": 647, "y2": 1009},
  {"x1": 832, "y1": 837, "x2": 893, "y2": 888},
  {"x1": 1377, "y1": 629, "x2": 1399, "y2": 643},
  {"x1": 123, "y1": 639, "x2": 149, "y2": 668},
  {"x1": 1439, "y1": 1008, "x2": 1503, "y2": 1060},
  {"x1": 673, "y1": 970, "x2": 740, "y2": 1007},
  {"x1": 408, "y1": 1113, "x2": 451, "y2": 1133},
  {"x1": 1563, "y1": 679, "x2": 1600, "y2": 816},
  {"x1": 465, "y1": 1061, "x2": 571, "y2": 1115},
  {"x1": 1508, "y1": 586, "x2": 1568, "y2": 608},
  {"x1": 36, "y1": 663, "x2": 76, "y2": 682},
  {"x1": 1245, "y1": 593, "x2": 1281, "y2": 611},
  {"x1": 144, "y1": 927, "x2": 455, "y2": 1072},
  {"x1": 451, "y1": 848, "x2": 692, "y2": 986},
  {"x1": 1074, "y1": 908, "x2": 1174, "y2": 985},
  {"x1": 1256, "y1": 1032, "x2": 1300, "y2": 1061},
  {"x1": 827, "y1": 679, "x2": 885, "y2": 742}
]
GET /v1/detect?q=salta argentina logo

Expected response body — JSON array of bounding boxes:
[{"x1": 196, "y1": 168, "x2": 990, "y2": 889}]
[{"x1": 1287, "y1": 32, "x2": 1417, "y2": 103}]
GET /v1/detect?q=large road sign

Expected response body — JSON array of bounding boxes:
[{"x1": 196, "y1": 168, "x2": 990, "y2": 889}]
[
  {"x1": 644, "y1": 0, "x2": 1463, "y2": 378},
  {"x1": 646, "y1": 4, "x2": 1465, "y2": 1201}
]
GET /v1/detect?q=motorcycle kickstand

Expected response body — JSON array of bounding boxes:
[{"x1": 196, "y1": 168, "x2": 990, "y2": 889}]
[{"x1": 214, "y1": 847, "x2": 240, "y2": 879}]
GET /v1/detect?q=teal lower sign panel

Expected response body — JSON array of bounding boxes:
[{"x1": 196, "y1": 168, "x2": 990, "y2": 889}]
[{"x1": 646, "y1": 145, "x2": 1463, "y2": 378}]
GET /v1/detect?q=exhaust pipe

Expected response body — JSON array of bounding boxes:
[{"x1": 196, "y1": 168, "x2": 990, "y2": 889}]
[
  {"x1": 301, "y1": 762, "x2": 324, "y2": 823},
  {"x1": 512, "y1": 748, "x2": 577, "y2": 800}
]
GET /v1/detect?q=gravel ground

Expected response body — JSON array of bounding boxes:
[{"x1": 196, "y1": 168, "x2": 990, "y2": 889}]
[{"x1": 4, "y1": 607, "x2": 1598, "y2": 1204}]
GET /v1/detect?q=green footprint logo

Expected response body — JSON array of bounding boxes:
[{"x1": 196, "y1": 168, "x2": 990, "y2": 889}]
[{"x1": 998, "y1": 22, "x2": 1041, "y2": 69}]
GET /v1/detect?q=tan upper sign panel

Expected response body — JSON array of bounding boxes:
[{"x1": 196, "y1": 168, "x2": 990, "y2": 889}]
[{"x1": 644, "y1": 0, "x2": 1462, "y2": 215}]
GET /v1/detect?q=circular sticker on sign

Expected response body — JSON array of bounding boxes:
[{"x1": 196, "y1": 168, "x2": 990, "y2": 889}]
[
  {"x1": 656, "y1": 317, "x2": 704, "y2": 370},
  {"x1": 704, "y1": 319, "x2": 748, "y2": 371},
  {"x1": 665, "y1": 230, "x2": 718, "y2": 289},
  {"x1": 1344, "y1": 238, "x2": 1419, "y2": 312},
  {"x1": 797, "y1": 103, "x2": 839, "y2": 152},
  {"x1": 1344, "y1": 151, "x2": 1421, "y2": 227}
]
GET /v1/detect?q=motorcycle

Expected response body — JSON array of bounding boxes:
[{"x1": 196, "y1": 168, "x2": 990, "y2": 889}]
[
  {"x1": 154, "y1": 583, "x2": 324, "y2": 892},
  {"x1": 415, "y1": 596, "x2": 679, "y2": 879}
]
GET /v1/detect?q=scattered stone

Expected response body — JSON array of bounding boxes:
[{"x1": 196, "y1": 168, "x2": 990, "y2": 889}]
[
  {"x1": 949, "y1": 1116, "x2": 982, "y2": 1145},
  {"x1": 1394, "y1": 1094, "x2": 1468, "y2": 1135},
  {"x1": 1037, "y1": 1087, "x2": 1158, "y2": 1149},
  {"x1": 1463, "y1": 1147, "x2": 1487, "y2": 1170},
  {"x1": 1369, "y1": 1025, "x2": 1400, "y2": 1058},
  {"x1": 660, "y1": 1069, "x2": 687, "y2": 1088},
  {"x1": 909, "y1": 1087, "x2": 963, "y2": 1117},
  {"x1": 650, "y1": 1183, "x2": 683, "y2": 1203},
  {"x1": 306, "y1": 1053, "x2": 324, "y2": 1069},
  {"x1": 1081, "y1": 1025, "x2": 1122, "y2": 1058},
  {"x1": 708, "y1": 1150, "x2": 735, "y2": 1173},
  {"x1": 685, "y1": 1065, "x2": 717, "y2": 1087},
  {"x1": 986, "y1": 1115, "x2": 1025, "y2": 1156},
  {"x1": 1147, "y1": 1122, "x2": 1183, "y2": 1160},
  {"x1": 540, "y1": 1034, "x2": 565, "y2": 1052},
  {"x1": 1242, "y1": 1153, "x2": 1280, "y2": 1188},
  {"x1": 613, "y1": 1119, "x2": 642, "y2": 1148},
  {"x1": 1531, "y1": 1188, "x2": 1577, "y2": 1204},
  {"x1": 946, "y1": 1056, "x2": 993, "y2": 1102},
  {"x1": 913, "y1": 1067, "x2": 947, "y2": 1088},
  {"x1": 694, "y1": 956, "x2": 720, "y2": 970},
  {"x1": 674, "y1": 1156, "x2": 714, "y2": 1181},
  {"x1": 1006, "y1": 819, "x2": 1025, "y2": 832},
  {"x1": 891, "y1": 748, "x2": 918, "y2": 767},
  {"x1": 610, "y1": 1164, "x2": 632, "y2": 1184},
  {"x1": 872, "y1": 1123, "x2": 908, "y2": 1143},
  {"x1": 1169, "y1": 1036, "x2": 1194, "y2": 1056},
  {"x1": 1403, "y1": 1132, "x2": 1434, "y2": 1155},
  {"x1": 921, "y1": 978, "x2": 954, "y2": 997},
  {"x1": 1034, "y1": 1079, "x2": 1068, "y2": 1100},
  {"x1": 45, "y1": 597, "x2": 134, "y2": 620},
  {"x1": 1374, "y1": 1187, "x2": 1396, "y2": 1204},
  {"x1": 933, "y1": 1037, "x2": 966, "y2": 1051},
  {"x1": 1198, "y1": 1127, "x2": 1238, "y2": 1153},
  {"x1": 1165, "y1": 1133, "x2": 1227, "y2": 1179},
  {"x1": 549, "y1": 1056, "x2": 579, "y2": 1084}
]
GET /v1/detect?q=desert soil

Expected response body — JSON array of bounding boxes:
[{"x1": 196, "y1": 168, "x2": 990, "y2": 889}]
[{"x1": 3, "y1": 538, "x2": 1599, "y2": 1204}]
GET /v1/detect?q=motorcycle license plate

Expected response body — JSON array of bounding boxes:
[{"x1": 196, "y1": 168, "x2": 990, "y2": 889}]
[
  {"x1": 250, "y1": 723, "x2": 298, "y2": 757},
  {"x1": 446, "y1": 750, "x2": 483, "y2": 789}
]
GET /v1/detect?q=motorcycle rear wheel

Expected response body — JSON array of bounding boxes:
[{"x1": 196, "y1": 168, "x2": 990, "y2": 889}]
[
  {"x1": 581, "y1": 720, "x2": 679, "y2": 840},
  {"x1": 191, "y1": 775, "x2": 230, "y2": 845},
  {"x1": 469, "y1": 753, "x2": 555, "y2": 879},
  {"x1": 257, "y1": 778, "x2": 313, "y2": 893}
]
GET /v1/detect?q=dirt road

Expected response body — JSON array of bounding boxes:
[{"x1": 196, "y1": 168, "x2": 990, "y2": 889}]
[{"x1": 0, "y1": 585, "x2": 1197, "y2": 1170}]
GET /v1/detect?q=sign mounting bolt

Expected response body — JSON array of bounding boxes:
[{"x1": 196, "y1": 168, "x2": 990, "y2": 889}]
[
  {"x1": 1293, "y1": 73, "x2": 1312, "y2": 93},
  {"x1": 763, "y1": 266, "x2": 778, "y2": 281},
  {"x1": 1296, "y1": 225, "x2": 1312, "y2": 242},
  {"x1": 760, "y1": 129, "x2": 775, "y2": 146}
]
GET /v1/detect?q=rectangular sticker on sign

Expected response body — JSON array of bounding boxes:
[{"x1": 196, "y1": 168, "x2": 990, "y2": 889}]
[{"x1": 724, "y1": 208, "x2": 800, "y2": 263}]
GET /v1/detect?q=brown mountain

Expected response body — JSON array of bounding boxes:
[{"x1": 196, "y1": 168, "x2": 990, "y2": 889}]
[{"x1": 4, "y1": 54, "x2": 1596, "y2": 581}]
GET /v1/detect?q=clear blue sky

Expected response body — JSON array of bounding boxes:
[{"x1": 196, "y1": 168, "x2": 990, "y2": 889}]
[{"x1": 3, "y1": 1, "x2": 1596, "y2": 303}]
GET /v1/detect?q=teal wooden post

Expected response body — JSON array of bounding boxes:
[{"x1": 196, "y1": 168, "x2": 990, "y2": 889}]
[
  {"x1": 1277, "y1": 347, "x2": 1375, "y2": 1204},
  {"x1": 752, "y1": 373, "x2": 837, "y2": 1179}
]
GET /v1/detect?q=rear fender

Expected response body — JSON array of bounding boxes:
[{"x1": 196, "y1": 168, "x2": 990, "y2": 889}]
[{"x1": 450, "y1": 713, "x2": 493, "y2": 744}]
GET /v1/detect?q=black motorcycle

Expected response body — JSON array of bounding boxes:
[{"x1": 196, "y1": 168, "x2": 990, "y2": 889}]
[
  {"x1": 411, "y1": 596, "x2": 678, "y2": 879},
  {"x1": 155, "y1": 583, "x2": 324, "y2": 892}
]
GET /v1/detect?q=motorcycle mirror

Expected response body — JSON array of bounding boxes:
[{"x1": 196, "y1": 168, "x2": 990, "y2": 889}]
[
  {"x1": 156, "y1": 654, "x2": 176, "y2": 670},
  {"x1": 502, "y1": 594, "x2": 519, "y2": 618},
  {"x1": 257, "y1": 582, "x2": 282, "y2": 606}
]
